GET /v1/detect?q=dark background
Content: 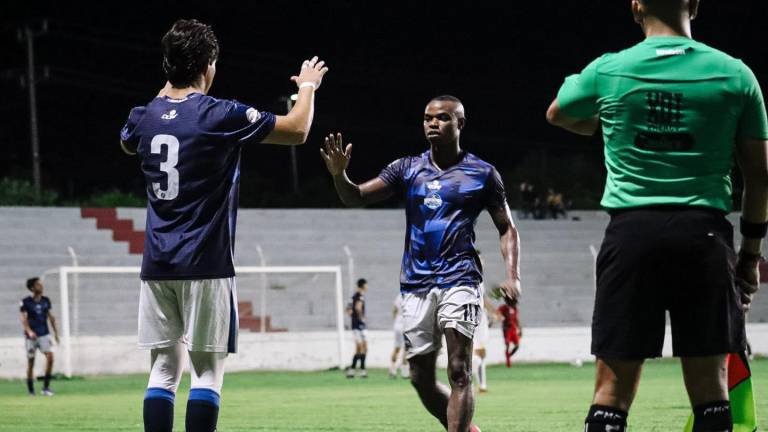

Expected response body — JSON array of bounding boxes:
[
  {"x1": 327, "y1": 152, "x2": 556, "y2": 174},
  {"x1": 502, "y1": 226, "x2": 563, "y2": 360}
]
[{"x1": 1, "y1": 1, "x2": 765, "y2": 207}]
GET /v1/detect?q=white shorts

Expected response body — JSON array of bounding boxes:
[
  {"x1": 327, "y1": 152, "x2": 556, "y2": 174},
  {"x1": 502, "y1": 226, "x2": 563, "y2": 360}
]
[
  {"x1": 474, "y1": 309, "x2": 490, "y2": 349},
  {"x1": 393, "y1": 325, "x2": 405, "y2": 349},
  {"x1": 138, "y1": 278, "x2": 238, "y2": 353},
  {"x1": 25, "y1": 335, "x2": 53, "y2": 359},
  {"x1": 353, "y1": 329, "x2": 367, "y2": 344},
  {"x1": 402, "y1": 286, "x2": 481, "y2": 359}
]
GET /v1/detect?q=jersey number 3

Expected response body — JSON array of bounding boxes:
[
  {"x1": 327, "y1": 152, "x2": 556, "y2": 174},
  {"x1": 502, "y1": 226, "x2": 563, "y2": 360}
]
[{"x1": 150, "y1": 134, "x2": 180, "y2": 200}]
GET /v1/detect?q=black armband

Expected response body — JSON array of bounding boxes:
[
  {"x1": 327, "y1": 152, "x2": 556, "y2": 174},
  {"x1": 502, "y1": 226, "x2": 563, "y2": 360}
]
[{"x1": 740, "y1": 217, "x2": 768, "y2": 239}]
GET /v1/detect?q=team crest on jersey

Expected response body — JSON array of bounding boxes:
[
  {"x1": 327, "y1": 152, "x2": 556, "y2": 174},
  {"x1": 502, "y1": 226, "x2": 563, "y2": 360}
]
[
  {"x1": 424, "y1": 180, "x2": 443, "y2": 209},
  {"x1": 161, "y1": 109, "x2": 178, "y2": 120}
]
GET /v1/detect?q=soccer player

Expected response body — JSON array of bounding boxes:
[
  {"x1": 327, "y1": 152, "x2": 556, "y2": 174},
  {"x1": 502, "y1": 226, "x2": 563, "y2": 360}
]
[
  {"x1": 546, "y1": 1, "x2": 768, "y2": 430},
  {"x1": 19, "y1": 277, "x2": 59, "y2": 396},
  {"x1": 495, "y1": 295, "x2": 521, "y2": 368},
  {"x1": 321, "y1": 95, "x2": 521, "y2": 432},
  {"x1": 120, "y1": 19, "x2": 328, "y2": 432},
  {"x1": 390, "y1": 293, "x2": 409, "y2": 379},
  {"x1": 347, "y1": 278, "x2": 368, "y2": 378}
]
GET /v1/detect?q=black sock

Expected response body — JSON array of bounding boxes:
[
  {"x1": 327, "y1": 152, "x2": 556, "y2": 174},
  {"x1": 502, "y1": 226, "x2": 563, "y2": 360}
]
[
  {"x1": 43, "y1": 373, "x2": 51, "y2": 390},
  {"x1": 186, "y1": 389, "x2": 220, "y2": 432},
  {"x1": 585, "y1": 404, "x2": 628, "y2": 432},
  {"x1": 693, "y1": 400, "x2": 732, "y2": 432},
  {"x1": 351, "y1": 354, "x2": 360, "y2": 369},
  {"x1": 26, "y1": 378, "x2": 34, "y2": 394},
  {"x1": 143, "y1": 388, "x2": 175, "y2": 432},
  {"x1": 360, "y1": 354, "x2": 366, "y2": 370}
]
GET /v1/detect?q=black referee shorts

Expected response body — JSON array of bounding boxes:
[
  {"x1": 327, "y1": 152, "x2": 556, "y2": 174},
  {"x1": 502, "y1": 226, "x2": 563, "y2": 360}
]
[{"x1": 592, "y1": 206, "x2": 746, "y2": 359}]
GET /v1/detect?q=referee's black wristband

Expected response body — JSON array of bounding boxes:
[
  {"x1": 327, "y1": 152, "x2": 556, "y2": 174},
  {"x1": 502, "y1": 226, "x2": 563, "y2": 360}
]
[{"x1": 740, "y1": 217, "x2": 768, "y2": 239}]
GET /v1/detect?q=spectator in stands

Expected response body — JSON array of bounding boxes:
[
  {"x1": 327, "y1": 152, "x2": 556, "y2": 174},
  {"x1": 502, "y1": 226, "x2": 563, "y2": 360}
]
[
  {"x1": 519, "y1": 181, "x2": 537, "y2": 219},
  {"x1": 20, "y1": 277, "x2": 59, "y2": 396},
  {"x1": 546, "y1": 188, "x2": 568, "y2": 219}
]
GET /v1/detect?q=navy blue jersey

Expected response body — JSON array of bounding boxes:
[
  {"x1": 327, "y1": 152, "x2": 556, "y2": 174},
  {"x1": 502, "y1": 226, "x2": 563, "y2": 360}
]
[
  {"x1": 20, "y1": 296, "x2": 51, "y2": 338},
  {"x1": 121, "y1": 93, "x2": 276, "y2": 280},
  {"x1": 378, "y1": 151, "x2": 507, "y2": 292},
  {"x1": 351, "y1": 292, "x2": 365, "y2": 330}
]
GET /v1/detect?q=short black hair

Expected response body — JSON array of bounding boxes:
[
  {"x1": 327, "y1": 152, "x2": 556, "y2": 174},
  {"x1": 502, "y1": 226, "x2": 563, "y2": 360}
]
[
  {"x1": 430, "y1": 95, "x2": 463, "y2": 105},
  {"x1": 356, "y1": 278, "x2": 367, "y2": 288},
  {"x1": 26, "y1": 277, "x2": 39, "y2": 290},
  {"x1": 428, "y1": 95, "x2": 466, "y2": 120},
  {"x1": 162, "y1": 19, "x2": 219, "y2": 88}
]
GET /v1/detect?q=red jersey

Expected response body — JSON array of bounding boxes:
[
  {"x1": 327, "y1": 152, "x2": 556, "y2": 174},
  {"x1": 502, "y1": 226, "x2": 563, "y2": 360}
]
[{"x1": 497, "y1": 304, "x2": 519, "y2": 330}]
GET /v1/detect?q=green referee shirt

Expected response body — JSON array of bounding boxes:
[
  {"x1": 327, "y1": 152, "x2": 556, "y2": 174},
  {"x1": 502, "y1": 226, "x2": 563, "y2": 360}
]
[{"x1": 557, "y1": 36, "x2": 768, "y2": 211}]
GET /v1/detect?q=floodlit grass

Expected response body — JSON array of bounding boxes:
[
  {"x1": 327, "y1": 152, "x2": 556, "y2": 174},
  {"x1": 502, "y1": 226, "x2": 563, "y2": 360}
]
[{"x1": 1, "y1": 359, "x2": 765, "y2": 431}]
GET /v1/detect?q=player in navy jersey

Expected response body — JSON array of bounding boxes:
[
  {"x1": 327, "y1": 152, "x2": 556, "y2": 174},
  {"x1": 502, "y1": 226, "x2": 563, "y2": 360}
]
[
  {"x1": 346, "y1": 278, "x2": 368, "y2": 378},
  {"x1": 19, "y1": 277, "x2": 59, "y2": 396},
  {"x1": 321, "y1": 96, "x2": 521, "y2": 432},
  {"x1": 120, "y1": 19, "x2": 328, "y2": 432}
]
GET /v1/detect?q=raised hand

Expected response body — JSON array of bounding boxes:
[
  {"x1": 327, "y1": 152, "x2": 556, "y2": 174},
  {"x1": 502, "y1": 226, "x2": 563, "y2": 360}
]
[
  {"x1": 321, "y1": 133, "x2": 352, "y2": 176},
  {"x1": 291, "y1": 56, "x2": 329, "y2": 90}
]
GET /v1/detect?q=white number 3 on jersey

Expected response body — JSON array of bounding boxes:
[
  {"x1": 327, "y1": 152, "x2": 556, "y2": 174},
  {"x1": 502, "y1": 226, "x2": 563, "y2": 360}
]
[{"x1": 150, "y1": 134, "x2": 180, "y2": 200}]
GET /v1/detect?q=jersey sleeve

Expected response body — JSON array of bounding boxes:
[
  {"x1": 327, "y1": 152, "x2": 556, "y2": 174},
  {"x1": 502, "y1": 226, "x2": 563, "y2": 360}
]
[
  {"x1": 208, "y1": 99, "x2": 277, "y2": 144},
  {"x1": 556, "y1": 56, "x2": 603, "y2": 119},
  {"x1": 119, "y1": 106, "x2": 146, "y2": 154},
  {"x1": 378, "y1": 157, "x2": 409, "y2": 190},
  {"x1": 738, "y1": 64, "x2": 768, "y2": 140},
  {"x1": 483, "y1": 167, "x2": 508, "y2": 211},
  {"x1": 19, "y1": 300, "x2": 26, "y2": 313}
]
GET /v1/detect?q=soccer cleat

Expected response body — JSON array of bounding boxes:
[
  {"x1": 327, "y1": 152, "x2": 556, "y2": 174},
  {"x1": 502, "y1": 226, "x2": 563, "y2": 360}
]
[
  {"x1": 41, "y1": 389, "x2": 54, "y2": 396},
  {"x1": 28, "y1": 392, "x2": 36, "y2": 396},
  {"x1": 358, "y1": 369, "x2": 368, "y2": 378},
  {"x1": 478, "y1": 388, "x2": 488, "y2": 393},
  {"x1": 345, "y1": 368, "x2": 355, "y2": 379},
  {"x1": 469, "y1": 424, "x2": 482, "y2": 432}
]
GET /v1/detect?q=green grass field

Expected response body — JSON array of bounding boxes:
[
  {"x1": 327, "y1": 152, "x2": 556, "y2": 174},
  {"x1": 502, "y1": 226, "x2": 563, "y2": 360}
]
[{"x1": 1, "y1": 359, "x2": 766, "y2": 431}]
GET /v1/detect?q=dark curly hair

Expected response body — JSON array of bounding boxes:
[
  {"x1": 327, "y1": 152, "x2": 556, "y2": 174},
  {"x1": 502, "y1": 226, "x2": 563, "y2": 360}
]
[{"x1": 161, "y1": 19, "x2": 219, "y2": 88}]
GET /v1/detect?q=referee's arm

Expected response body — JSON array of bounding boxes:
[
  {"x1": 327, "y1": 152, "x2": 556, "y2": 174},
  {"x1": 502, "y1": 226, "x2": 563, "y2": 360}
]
[
  {"x1": 545, "y1": 99, "x2": 599, "y2": 136},
  {"x1": 736, "y1": 137, "x2": 768, "y2": 255},
  {"x1": 735, "y1": 136, "x2": 768, "y2": 307}
]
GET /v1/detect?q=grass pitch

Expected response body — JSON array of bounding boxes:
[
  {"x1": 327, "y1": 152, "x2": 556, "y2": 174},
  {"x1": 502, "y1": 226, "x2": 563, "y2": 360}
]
[{"x1": 1, "y1": 359, "x2": 766, "y2": 431}]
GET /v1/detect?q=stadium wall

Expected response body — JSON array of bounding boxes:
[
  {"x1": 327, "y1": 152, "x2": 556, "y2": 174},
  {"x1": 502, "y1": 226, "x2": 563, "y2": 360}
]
[{"x1": 2, "y1": 325, "x2": 768, "y2": 378}]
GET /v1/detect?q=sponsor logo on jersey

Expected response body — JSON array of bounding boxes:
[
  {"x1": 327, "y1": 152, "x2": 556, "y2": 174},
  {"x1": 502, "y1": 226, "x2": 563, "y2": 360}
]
[
  {"x1": 656, "y1": 48, "x2": 686, "y2": 56},
  {"x1": 161, "y1": 109, "x2": 178, "y2": 120}
]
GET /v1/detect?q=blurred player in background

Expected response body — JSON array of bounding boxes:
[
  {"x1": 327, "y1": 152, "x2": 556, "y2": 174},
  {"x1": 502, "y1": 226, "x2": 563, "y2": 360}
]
[
  {"x1": 347, "y1": 278, "x2": 369, "y2": 378},
  {"x1": 547, "y1": 1, "x2": 768, "y2": 430},
  {"x1": 494, "y1": 289, "x2": 521, "y2": 368},
  {"x1": 472, "y1": 285, "x2": 495, "y2": 392},
  {"x1": 120, "y1": 19, "x2": 328, "y2": 432},
  {"x1": 390, "y1": 293, "x2": 409, "y2": 379},
  {"x1": 20, "y1": 277, "x2": 59, "y2": 396},
  {"x1": 321, "y1": 95, "x2": 521, "y2": 432}
]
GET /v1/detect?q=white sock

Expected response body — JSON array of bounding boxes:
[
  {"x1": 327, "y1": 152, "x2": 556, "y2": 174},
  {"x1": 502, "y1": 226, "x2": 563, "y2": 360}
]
[{"x1": 478, "y1": 357, "x2": 487, "y2": 390}]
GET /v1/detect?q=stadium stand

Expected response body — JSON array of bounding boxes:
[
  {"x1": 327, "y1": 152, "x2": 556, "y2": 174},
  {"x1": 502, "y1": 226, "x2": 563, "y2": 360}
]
[{"x1": 2, "y1": 207, "x2": 767, "y2": 340}]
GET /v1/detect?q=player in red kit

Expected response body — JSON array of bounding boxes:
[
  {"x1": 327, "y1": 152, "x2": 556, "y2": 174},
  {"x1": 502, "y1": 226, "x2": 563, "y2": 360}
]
[{"x1": 496, "y1": 293, "x2": 521, "y2": 368}]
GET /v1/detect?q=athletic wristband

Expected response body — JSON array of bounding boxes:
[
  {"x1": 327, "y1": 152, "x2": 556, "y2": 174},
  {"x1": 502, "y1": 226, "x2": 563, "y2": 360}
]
[
  {"x1": 298, "y1": 82, "x2": 317, "y2": 90},
  {"x1": 740, "y1": 217, "x2": 768, "y2": 239}
]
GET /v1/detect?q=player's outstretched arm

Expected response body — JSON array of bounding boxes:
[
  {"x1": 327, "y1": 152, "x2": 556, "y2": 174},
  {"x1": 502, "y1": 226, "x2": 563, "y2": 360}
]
[
  {"x1": 263, "y1": 56, "x2": 329, "y2": 145},
  {"x1": 545, "y1": 99, "x2": 599, "y2": 136},
  {"x1": 735, "y1": 137, "x2": 768, "y2": 309},
  {"x1": 489, "y1": 203, "x2": 522, "y2": 305},
  {"x1": 321, "y1": 132, "x2": 394, "y2": 207}
]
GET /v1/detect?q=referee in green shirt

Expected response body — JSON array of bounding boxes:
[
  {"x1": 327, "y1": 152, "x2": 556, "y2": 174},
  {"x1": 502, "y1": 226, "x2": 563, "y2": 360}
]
[{"x1": 547, "y1": 1, "x2": 768, "y2": 431}]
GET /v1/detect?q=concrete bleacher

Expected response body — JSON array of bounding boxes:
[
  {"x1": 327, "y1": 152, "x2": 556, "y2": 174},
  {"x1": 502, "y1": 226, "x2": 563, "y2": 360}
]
[{"x1": 2, "y1": 207, "x2": 767, "y2": 340}]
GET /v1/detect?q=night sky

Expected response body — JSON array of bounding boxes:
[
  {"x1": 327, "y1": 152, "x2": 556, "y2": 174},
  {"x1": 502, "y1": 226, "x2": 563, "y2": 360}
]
[{"x1": 1, "y1": 1, "x2": 766, "y2": 206}]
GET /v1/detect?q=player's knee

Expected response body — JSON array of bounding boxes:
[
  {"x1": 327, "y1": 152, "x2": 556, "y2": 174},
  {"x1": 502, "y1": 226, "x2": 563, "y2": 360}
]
[
  {"x1": 447, "y1": 357, "x2": 471, "y2": 388},
  {"x1": 189, "y1": 351, "x2": 226, "y2": 394}
]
